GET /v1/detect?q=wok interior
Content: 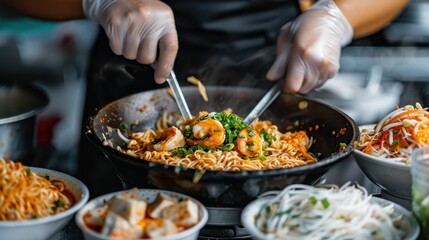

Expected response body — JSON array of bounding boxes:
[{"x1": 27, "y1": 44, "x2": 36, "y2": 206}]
[
  {"x1": 88, "y1": 86, "x2": 358, "y2": 207},
  {"x1": 90, "y1": 86, "x2": 358, "y2": 175}
]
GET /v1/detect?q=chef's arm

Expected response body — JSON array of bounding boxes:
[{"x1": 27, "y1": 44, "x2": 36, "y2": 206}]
[
  {"x1": 1, "y1": 0, "x2": 84, "y2": 20},
  {"x1": 334, "y1": 0, "x2": 410, "y2": 38}
]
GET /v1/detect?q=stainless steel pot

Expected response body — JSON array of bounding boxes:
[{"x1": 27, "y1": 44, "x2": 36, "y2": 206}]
[{"x1": 0, "y1": 82, "x2": 49, "y2": 163}]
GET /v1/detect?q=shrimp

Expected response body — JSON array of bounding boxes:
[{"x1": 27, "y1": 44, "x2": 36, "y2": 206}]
[
  {"x1": 235, "y1": 128, "x2": 263, "y2": 157},
  {"x1": 153, "y1": 127, "x2": 185, "y2": 151},
  {"x1": 187, "y1": 118, "x2": 226, "y2": 147}
]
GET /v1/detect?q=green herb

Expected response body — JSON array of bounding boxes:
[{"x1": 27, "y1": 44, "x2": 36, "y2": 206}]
[
  {"x1": 316, "y1": 153, "x2": 322, "y2": 157},
  {"x1": 211, "y1": 112, "x2": 248, "y2": 145},
  {"x1": 259, "y1": 156, "x2": 266, "y2": 161},
  {"x1": 52, "y1": 199, "x2": 64, "y2": 211},
  {"x1": 265, "y1": 206, "x2": 271, "y2": 213},
  {"x1": 120, "y1": 122, "x2": 129, "y2": 133},
  {"x1": 321, "y1": 198, "x2": 330, "y2": 208},
  {"x1": 310, "y1": 196, "x2": 317, "y2": 205},
  {"x1": 248, "y1": 130, "x2": 256, "y2": 137},
  {"x1": 339, "y1": 142, "x2": 347, "y2": 147},
  {"x1": 391, "y1": 139, "x2": 399, "y2": 146},
  {"x1": 275, "y1": 209, "x2": 292, "y2": 216},
  {"x1": 263, "y1": 141, "x2": 269, "y2": 149},
  {"x1": 214, "y1": 129, "x2": 221, "y2": 132},
  {"x1": 199, "y1": 115, "x2": 208, "y2": 121},
  {"x1": 293, "y1": 120, "x2": 299, "y2": 127},
  {"x1": 184, "y1": 125, "x2": 192, "y2": 138},
  {"x1": 239, "y1": 134, "x2": 245, "y2": 138},
  {"x1": 220, "y1": 143, "x2": 235, "y2": 151},
  {"x1": 247, "y1": 142, "x2": 255, "y2": 147},
  {"x1": 26, "y1": 168, "x2": 31, "y2": 176}
]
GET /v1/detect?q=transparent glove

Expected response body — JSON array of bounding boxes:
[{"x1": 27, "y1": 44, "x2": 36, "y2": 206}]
[
  {"x1": 82, "y1": 0, "x2": 178, "y2": 84},
  {"x1": 266, "y1": 0, "x2": 353, "y2": 94}
]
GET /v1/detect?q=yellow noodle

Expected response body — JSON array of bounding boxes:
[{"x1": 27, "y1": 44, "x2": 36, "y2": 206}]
[
  {"x1": 123, "y1": 116, "x2": 317, "y2": 171},
  {"x1": 0, "y1": 159, "x2": 73, "y2": 221}
]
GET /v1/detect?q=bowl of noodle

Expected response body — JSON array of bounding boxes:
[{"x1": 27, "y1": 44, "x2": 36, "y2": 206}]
[
  {"x1": 354, "y1": 103, "x2": 429, "y2": 200},
  {"x1": 0, "y1": 159, "x2": 89, "y2": 240},
  {"x1": 85, "y1": 86, "x2": 359, "y2": 209},
  {"x1": 241, "y1": 183, "x2": 420, "y2": 240}
]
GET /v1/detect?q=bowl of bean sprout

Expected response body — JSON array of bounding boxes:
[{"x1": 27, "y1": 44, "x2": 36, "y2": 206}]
[{"x1": 241, "y1": 183, "x2": 420, "y2": 240}]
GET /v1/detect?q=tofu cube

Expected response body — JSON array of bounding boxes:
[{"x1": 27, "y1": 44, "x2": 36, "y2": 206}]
[
  {"x1": 161, "y1": 199, "x2": 199, "y2": 228},
  {"x1": 101, "y1": 212, "x2": 142, "y2": 239},
  {"x1": 83, "y1": 205, "x2": 109, "y2": 228},
  {"x1": 145, "y1": 219, "x2": 178, "y2": 238},
  {"x1": 147, "y1": 193, "x2": 176, "y2": 219},
  {"x1": 108, "y1": 194, "x2": 147, "y2": 226}
]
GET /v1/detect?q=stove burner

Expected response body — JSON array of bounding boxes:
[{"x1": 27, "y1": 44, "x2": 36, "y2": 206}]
[{"x1": 198, "y1": 225, "x2": 252, "y2": 240}]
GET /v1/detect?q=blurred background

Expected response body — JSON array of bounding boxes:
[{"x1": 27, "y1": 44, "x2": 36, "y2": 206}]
[{"x1": 0, "y1": 0, "x2": 428, "y2": 192}]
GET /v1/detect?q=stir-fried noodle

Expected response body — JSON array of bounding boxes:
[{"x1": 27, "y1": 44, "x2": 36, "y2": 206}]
[
  {"x1": 0, "y1": 159, "x2": 74, "y2": 221},
  {"x1": 122, "y1": 110, "x2": 317, "y2": 171}
]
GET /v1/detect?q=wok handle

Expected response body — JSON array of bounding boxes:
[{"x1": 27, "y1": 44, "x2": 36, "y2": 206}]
[{"x1": 243, "y1": 82, "x2": 282, "y2": 125}]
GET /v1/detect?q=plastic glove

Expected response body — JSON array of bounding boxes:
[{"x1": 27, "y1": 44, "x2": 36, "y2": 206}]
[
  {"x1": 82, "y1": 0, "x2": 178, "y2": 84},
  {"x1": 266, "y1": 0, "x2": 353, "y2": 94}
]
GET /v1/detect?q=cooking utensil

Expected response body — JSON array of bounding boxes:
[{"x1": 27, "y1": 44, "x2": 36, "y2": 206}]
[
  {"x1": 243, "y1": 82, "x2": 282, "y2": 125},
  {"x1": 166, "y1": 70, "x2": 193, "y2": 119},
  {"x1": 151, "y1": 63, "x2": 192, "y2": 119},
  {"x1": 85, "y1": 86, "x2": 358, "y2": 208}
]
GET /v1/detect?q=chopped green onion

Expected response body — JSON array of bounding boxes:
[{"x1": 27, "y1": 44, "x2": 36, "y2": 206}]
[
  {"x1": 293, "y1": 120, "x2": 299, "y2": 127},
  {"x1": 339, "y1": 142, "x2": 347, "y2": 147},
  {"x1": 310, "y1": 196, "x2": 317, "y2": 205},
  {"x1": 322, "y1": 198, "x2": 330, "y2": 208},
  {"x1": 26, "y1": 168, "x2": 31, "y2": 176}
]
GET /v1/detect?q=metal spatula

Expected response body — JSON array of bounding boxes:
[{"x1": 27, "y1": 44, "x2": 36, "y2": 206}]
[
  {"x1": 243, "y1": 82, "x2": 282, "y2": 125},
  {"x1": 151, "y1": 63, "x2": 192, "y2": 119},
  {"x1": 166, "y1": 70, "x2": 193, "y2": 119}
]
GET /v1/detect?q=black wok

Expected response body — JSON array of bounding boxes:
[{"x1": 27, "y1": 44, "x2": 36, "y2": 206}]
[{"x1": 86, "y1": 86, "x2": 358, "y2": 209}]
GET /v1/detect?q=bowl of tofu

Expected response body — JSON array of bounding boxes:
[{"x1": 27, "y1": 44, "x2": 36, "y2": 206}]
[{"x1": 75, "y1": 188, "x2": 208, "y2": 240}]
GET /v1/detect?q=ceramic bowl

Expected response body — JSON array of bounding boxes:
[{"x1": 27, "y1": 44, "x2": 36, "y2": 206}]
[
  {"x1": 75, "y1": 188, "x2": 209, "y2": 240},
  {"x1": 353, "y1": 124, "x2": 412, "y2": 199},
  {"x1": 0, "y1": 167, "x2": 89, "y2": 240},
  {"x1": 241, "y1": 194, "x2": 420, "y2": 240}
]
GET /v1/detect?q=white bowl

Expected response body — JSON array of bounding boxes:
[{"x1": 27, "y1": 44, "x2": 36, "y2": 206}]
[
  {"x1": 353, "y1": 124, "x2": 412, "y2": 199},
  {"x1": 75, "y1": 188, "x2": 209, "y2": 240},
  {"x1": 0, "y1": 167, "x2": 90, "y2": 240},
  {"x1": 241, "y1": 195, "x2": 420, "y2": 240}
]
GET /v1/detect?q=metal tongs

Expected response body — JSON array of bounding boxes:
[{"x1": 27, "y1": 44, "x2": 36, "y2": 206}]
[
  {"x1": 243, "y1": 82, "x2": 283, "y2": 125},
  {"x1": 151, "y1": 63, "x2": 192, "y2": 120}
]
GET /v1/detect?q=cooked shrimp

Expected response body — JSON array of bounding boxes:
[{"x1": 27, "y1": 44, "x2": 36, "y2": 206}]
[
  {"x1": 153, "y1": 127, "x2": 185, "y2": 151},
  {"x1": 235, "y1": 128, "x2": 263, "y2": 157},
  {"x1": 187, "y1": 118, "x2": 226, "y2": 147}
]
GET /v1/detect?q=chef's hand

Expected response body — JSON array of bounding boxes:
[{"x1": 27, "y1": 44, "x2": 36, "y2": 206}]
[
  {"x1": 82, "y1": 0, "x2": 178, "y2": 84},
  {"x1": 266, "y1": 0, "x2": 353, "y2": 94}
]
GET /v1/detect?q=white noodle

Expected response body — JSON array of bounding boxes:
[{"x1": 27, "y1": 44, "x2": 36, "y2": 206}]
[{"x1": 254, "y1": 183, "x2": 407, "y2": 240}]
